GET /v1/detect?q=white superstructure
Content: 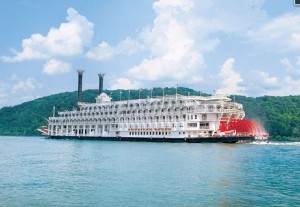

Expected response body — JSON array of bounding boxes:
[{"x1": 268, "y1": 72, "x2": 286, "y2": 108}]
[{"x1": 47, "y1": 92, "x2": 245, "y2": 139}]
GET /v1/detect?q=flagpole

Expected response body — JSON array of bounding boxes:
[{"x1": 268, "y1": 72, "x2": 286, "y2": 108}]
[{"x1": 139, "y1": 89, "x2": 142, "y2": 103}]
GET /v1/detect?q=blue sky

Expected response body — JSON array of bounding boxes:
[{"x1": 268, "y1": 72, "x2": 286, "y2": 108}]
[{"x1": 0, "y1": 0, "x2": 299, "y2": 107}]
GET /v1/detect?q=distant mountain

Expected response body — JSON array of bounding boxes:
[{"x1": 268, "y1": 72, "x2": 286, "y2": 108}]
[{"x1": 0, "y1": 87, "x2": 299, "y2": 140}]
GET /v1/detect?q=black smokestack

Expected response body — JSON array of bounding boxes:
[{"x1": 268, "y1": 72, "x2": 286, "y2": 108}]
[
  {"x1": 77, "y1": 70, "x2": 84, "y2": 103},
  {"x1": 98, "y1": 73, "x2": 105, "y2": 95}
]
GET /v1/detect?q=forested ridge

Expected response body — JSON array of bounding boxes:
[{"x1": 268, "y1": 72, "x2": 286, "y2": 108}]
[{"x1": 0, "y1": 87, "x2": 299, "y2": 140}]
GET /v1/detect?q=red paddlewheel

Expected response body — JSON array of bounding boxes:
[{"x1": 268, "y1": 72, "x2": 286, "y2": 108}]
[{"x1": 219, "y1": 119, "x2": 268, "y2": 137}]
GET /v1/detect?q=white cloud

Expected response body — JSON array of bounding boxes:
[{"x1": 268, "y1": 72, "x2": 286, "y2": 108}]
[
  {"x1": 216, "y1": 58, "x2": 245, "y2": 95},
  {"x1": 0, "y1": 79, "x2": 43, "y2": 108},
  {"x1": 10, "y1": 78, "x2": 40, "y2": 94},
  {"x1": 110, "y1": 78, "x2": 141, "y2": 90},
  {"x1": 279, "y1": 57, "x2": 300, "y2": 78},
  {"x1": 280, "y1": 58, "x2": 294, "y2": 72},
  {"x1": 264, "y1": 76, "x2": 300, "y2": 96},
  {"x1": 247, "y1": 71, "x2": 280, "y2": 95},
  {"x1": 43, "y1": 59, "x2": 72, "y2": 75},
  {"x1": 258, "y1": 71, "x2": 279, "y2": 86},
  {"x1": 264, "y1": 58, "x2": 300, "y2": 95},
  {"x1": 104, "y1": 0, "x2": 268, "y2": 89},
  {"x1": 86, "y1": 37, "x2": 143, "y2": 61},
  {"x1": 127, "y1": 0, "x2": 205, "y2": 82},
  {"x1": 246, "y1": 61, "x2": 300, "y2": 96},
  {"x1": 247, "y1": 14, "x2": 300, "y2": 51},
  {"x1": 1, "y1": 8, "x2": 94, "y2": 62}
]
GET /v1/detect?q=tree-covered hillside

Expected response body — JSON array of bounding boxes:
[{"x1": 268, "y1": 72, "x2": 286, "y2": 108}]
[
  {"x1": 235, "y1": 95, "x2": 300, "y2": 139},
  {"x1": 0, "y1": 87, "x2": 299, "y2": 140},
  {"x1": 0, "y1": 87, "x2": 205, "y2": 136}
]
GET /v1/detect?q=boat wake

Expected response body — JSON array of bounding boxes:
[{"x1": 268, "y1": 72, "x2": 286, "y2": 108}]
[{"x1": 250, "y1": 141, "x2": 300, "y2": 146}]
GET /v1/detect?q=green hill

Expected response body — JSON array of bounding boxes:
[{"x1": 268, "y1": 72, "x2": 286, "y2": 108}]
[{"x1": 0, "y1": 87, "x2": 300, "y2": 140}]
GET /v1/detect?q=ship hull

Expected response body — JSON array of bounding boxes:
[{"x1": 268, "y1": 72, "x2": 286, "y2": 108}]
[{"x1": 47, "y1": 135, "x2": 256, "y2": 143}]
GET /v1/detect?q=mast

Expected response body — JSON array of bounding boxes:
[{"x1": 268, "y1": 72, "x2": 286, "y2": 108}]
[
  {"x1": 139, "y1": 89, "x2": 142, "y2": 103},
  {"x1": 176, "y1": 84, "x2": 178, "y2": 101},
  {"x1": 127, "y1": 89, "x2": 131, "y2": 104}
]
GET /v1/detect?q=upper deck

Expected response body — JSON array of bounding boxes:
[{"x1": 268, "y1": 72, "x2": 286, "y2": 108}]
[{"x1": 52, "y1": 93, "x2": 244, "y2": 121}]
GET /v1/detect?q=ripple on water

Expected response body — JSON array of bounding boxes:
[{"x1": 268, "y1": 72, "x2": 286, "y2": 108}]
[{"x1": 0, "y1": 136, "x2": 299, "y2": 206}]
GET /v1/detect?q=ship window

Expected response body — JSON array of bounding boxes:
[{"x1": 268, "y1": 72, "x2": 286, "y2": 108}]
[
  {"x1": 159, "y1": 132, "x2": 161, "y2": 135},
  {"x1": 195, "y1": 115, "x2": 197, "y2": 119},
  {"x1": 188, "y1": 123, "x2": 197, "y2": 127},
  {"x1": 191, "y1": 115, "x2": 193, "y2": 119},
  {"x1": 183, "y1": 132, "x2": 185, "y2": 134}
]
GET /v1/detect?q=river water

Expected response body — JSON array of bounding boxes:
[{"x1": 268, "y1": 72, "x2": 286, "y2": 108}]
[{"x1": 0, "y1": 136, "x2": 299, "y2": 206}]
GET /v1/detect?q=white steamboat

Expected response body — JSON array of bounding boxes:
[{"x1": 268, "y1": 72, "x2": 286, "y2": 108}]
[{"x1": 40, "y1": 71, "x2": 268, "y2": 143}]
